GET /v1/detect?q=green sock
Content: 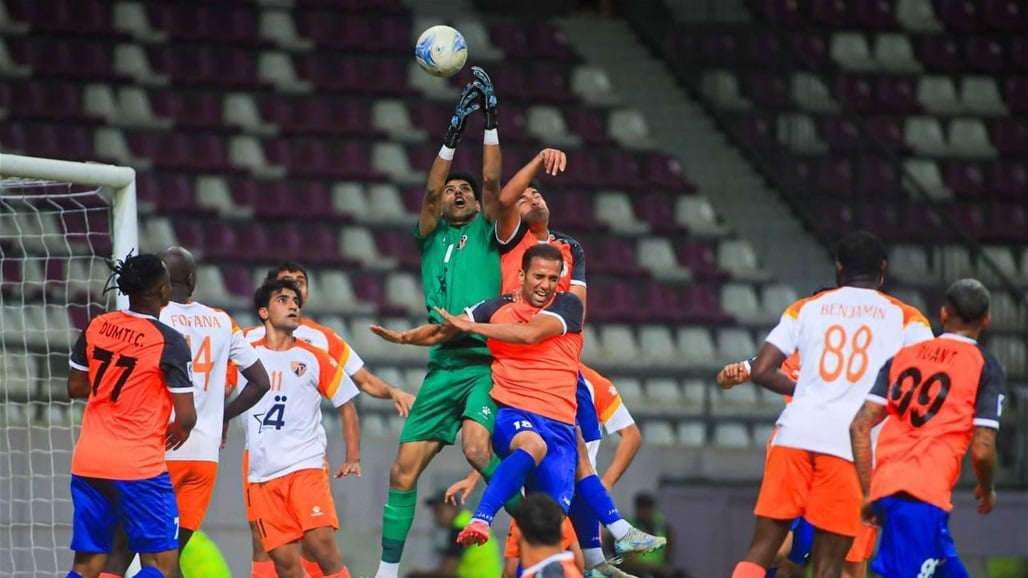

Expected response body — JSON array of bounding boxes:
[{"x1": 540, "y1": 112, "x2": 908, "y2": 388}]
[
  {"x1": 481, "y1": 455, "x2": 525, "y2": 515},
  {"x1": 381, "y1": 488, "x2": 417, "y2": 564}
]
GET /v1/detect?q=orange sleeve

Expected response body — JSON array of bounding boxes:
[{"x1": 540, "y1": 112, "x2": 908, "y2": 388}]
[
  {"x1": 315, "y1": 349, "x2": 344, "y2": 399},
  {"x1": 505, "y1": 521, "x2": 520, "y2": 558}
]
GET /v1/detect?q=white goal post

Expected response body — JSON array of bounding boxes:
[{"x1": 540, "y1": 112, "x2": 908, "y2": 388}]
[
  {"x1": 0, "y1": 153, "x2": 138, "y2": 310},
  {"x1": 1, "y1": 152, "x2": 139, "y2": 576}
]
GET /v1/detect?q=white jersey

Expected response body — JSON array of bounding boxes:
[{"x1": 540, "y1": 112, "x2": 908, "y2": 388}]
[
  {"x1": 579, "y1": 367, "x2": 636, "y2": 469},
  {"x1": 161, "y1": 301, "x2": 260, "y2": 463},
  {"x1": 243, "y1": 318, "x2": 364, "y2": 377},
  {"x1": 241, "y1": 340, "x2": 358, "y2": 482},
  {"x1": 766, "y1": 286, "x2": 932, "y2": 460}
]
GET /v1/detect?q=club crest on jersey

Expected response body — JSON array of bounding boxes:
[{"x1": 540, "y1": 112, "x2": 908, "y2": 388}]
[
  {"x1": 458, "y1": 234, "x2": 468, "y2": 250},
  {"x1": 291, "y1": 361, "x2": 307, "y2": 377}
]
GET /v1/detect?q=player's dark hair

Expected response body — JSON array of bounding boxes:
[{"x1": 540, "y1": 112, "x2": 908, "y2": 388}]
[
  {"x1": 264, "y1": 262, "x2": 309, "y2": 283},
  {"x1": 445, "y1": 170, "x2": 481, "y2": 203},
  {"x1": 254, "y1": 278, "x2": 304, "y2": 314},
  {"x1": 945, "y1": 278, "x2": 990, "y2": 324},
  {"x1": 527, "y1": 180, "x2": 542, "y2": 193},
  {"x1": 514, "y1": 494, "x2": 564, "y2": 547},
  {"x1": 835, "y1": 231, "x2": 887, "y2": 280},
  {"x1": 522, "y1": 244, "x2": 563, "y2": 273},
  {"x1": 104, "y1": 251, "x2": 166, "y2": 297}
]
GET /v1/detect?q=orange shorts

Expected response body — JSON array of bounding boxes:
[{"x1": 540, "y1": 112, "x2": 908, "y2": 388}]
[
  {"x1": 167, "y1": 460, "x2": 219, "y2": 531},
  {"x1": 504, "y1": 515, "x2": 577, "y2": 558},
  {"x1": 845, "y1": 524, "x2": 876, "y2": 563},
  {"x1": 250, "y1": 468, "x2": 338, "y2": 552},
  {"x1": 754, "y1": 446, "x2": 861, "y2": 538},
  {"x1": 242, "y1": 449, "x2": 258, "y2": 523}
]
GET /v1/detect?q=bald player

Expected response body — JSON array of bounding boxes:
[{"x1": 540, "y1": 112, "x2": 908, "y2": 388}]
[{"x1": 102, "y1": 247, "x2": 272, "y2": 578}]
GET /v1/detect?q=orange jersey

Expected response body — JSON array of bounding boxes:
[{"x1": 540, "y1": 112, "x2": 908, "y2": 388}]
[
  {"x1": 522, "y1": 552, "x2": 583, "y2": 578},
  {"x1": 69, "y1": 310, "x2": 193, "y2": 480},
  {"x1": 781, "y1": 352, "x2": 800, "y2": 404},
  {"x1": 500, "y1": 227, "x2": 586, "y2": 294},
  {"x1": 504, "y1": 516, "x2": 578, "y2": 558},
  {"x1": 868, "y1": 334, "x2": 1007, "y2": 511},
  {"x1": 467, "y1": 292, "x2": 584, "y2": 424}
]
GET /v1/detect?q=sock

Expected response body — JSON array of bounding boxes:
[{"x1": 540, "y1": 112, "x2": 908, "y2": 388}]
[
  {"x1": 374, "y1": 561, "x2": 399, "y2": 578},
  {"x1": 324, "y1": 568, "x2": 352, "y2": 578},
  {"x1": 765, "y1": 568, "x2": 778, "y2": 578},
  {"x1": 131, "y1": 568, "x2": 164, "y2": 578},
  {"x1": 251, "y1": 560, "x2": 277, "y2": 578},
  {"x1": 732, "y1": 561, "x2": 766, "y2": 578},
  {"x1": 380, "y1": 488, "x2": 417, "y2": 564},
  {"x1": 576, "y1": 475, "x2": 624, "y2": 531},
  {"x1": 301, "y1": 558, "x2": 324, "y2": 578},
  {"x1": 583, "y1": 547, "x2": 605, "y2": 570},
  {"x1": 100, "y1": 573, "x2": 123, "y2": 578},
  {"x1": 472, "y1": 449, "x2": 536, "y2": 524},
  {"x1": 569, "y1": 493, "x2": 602, "y2": 550}
]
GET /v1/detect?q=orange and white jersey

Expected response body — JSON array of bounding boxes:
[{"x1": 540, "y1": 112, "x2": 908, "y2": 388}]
[
  {"x1": 765, "y1": 286, "x2": 932, "y2": 460},
  {"x1": 244, "y1": 318, "x2": 364, "y2": 377},
  {"x1": 579, "y1": 365, "x2": 635, "y2": 468},
  {"x1": 240, "y1": 339, "x2": 358, "y2": 483},
  {"x1": 161, "y1": 300, "x2": 260, "y2": 463}
]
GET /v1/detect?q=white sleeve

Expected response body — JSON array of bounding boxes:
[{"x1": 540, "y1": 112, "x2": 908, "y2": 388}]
[
  {"x1": 329, "y1": 374, "x2": 361, "y2": 408},
  {"x1": 602, "y1": 402, "x2": 635, "y2": 435},
  {"x1": 342, "y1": 346, "x2": 364, "y2": 377},
  {"x1": 229, "y1": 328, "x2": 262, "y2": 370},
  {"x1": 764, "y1": 314, "x2": 799, "y2": 357}
]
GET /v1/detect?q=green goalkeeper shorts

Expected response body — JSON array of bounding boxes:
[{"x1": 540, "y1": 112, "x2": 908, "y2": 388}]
[{"x1": 399, "y1": 364, "x2": 496, "y2": 445}]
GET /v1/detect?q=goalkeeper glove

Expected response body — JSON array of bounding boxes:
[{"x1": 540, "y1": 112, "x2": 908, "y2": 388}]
[
  {"x1": 444, "y1": 82, "x2": 481, "y2": 149},
  {"x1": 471, "y1": 66, "x2": 498, "y2": 130}
]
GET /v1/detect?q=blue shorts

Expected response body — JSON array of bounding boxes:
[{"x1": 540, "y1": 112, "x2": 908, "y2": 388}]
[
  {"x1": 492, "y1": 406, "x2": 578, "y2": 512},
  {"x1": 787, "y1": 517, "x2": 815, "y2": 565},
  {"x1": 70, "y1": 472, "x2": 180, "y2": 554},
  {"x1": 576, "y1": 372, "x2": 602, "y2": 444},
  {"x1": 871, "y1": 495, "x2": 966, "y2": 578}
]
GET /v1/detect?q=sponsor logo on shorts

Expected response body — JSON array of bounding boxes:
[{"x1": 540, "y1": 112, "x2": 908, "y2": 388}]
[{"x1": 312, "y1": 505, "x2": 323, "y2": 518}]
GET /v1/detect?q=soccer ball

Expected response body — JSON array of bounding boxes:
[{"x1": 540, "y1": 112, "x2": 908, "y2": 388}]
[{"x1": 414, "y1": 25, "x2": 468, "y2": 78}]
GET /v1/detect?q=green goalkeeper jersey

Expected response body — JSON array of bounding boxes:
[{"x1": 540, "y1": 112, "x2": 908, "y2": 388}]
[{"x1": 416, "y1": 212, "x2": 500, "y2": 368}]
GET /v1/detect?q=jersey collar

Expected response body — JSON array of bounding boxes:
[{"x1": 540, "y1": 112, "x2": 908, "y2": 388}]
[
  {"x1": 939, "y1": 332, "x2": 977, "y2": 344},
  {"x1": 124, "y1": 309, "x2": 158, "y2": 321},
  {"x1": 521, "y1": 551, "x2": 574, "y2": 577}
]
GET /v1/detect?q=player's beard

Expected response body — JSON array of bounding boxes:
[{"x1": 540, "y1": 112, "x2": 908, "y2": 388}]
[
  {"x1": 444, "y1": 202, "x2": 478, "y2": 224},
  {"x1": 522, "y1": 206, "x2": 549, "y2": 227}
]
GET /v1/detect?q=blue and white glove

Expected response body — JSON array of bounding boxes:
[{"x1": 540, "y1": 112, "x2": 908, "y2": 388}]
[
  {"x1": 471, "y1": 66, "x2": 498, "y2": 130},
  {"x1": 444, "y1": 82, "x2": 482, "y2": 149}
]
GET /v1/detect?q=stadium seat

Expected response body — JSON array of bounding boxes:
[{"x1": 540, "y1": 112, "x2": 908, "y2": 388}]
[
  {"x1": 676, "y1": 422, "x2": 706, "y2": 447},
  {"x1": 347, "y1": 316, "x2": 391, "y2": 360},
  {"x1": 372, "y1": 100, "x2": 427, "y2": 142},
  {"x1": 582, "y1": 325, "x2": 602, "y2": 363},
  {"x1": 404, "y1": 367, "x2": 428, "y2": 392},
  {"x1": 677, "y1": 326, "x2": 717, "y2": 366},
  {"x1": 989, "y1": 290, "x2": 1026, "y2": 330},
  {"x1": 896, "y1": 0, "x2": 943, "y2": 31},
  {"x1": 889, "y1": 244, "x2": 932, "y2": 284},
  {"x1": 917, "y1": 76, "x2": 963, "y2": 114},
  {"x1": 316, "y1": 271, "x2": 375, "y2": 315},
  {"x1": 904, "y1": 116, "x2": 950, "y2": 156},
  {"x1": 761, "y1": 284, "x2": 799, "y2": 317},
  {"x1": 0, "y1": 351, "x2": 39, "y2": 401},
  {"x1": 452, "y1": 18, "x2": 504, "y2": 61},
  {"x1": 680, "y1": 379, "x2": 708, "y2": 411},
  {"x1": 675, "y1": 196, "x2": 729, "y2": 237},
  {"x1": 385, "y1": 273, "x2": 423, "y2": 316},
  {"x1": 903, "y1": 158, "x2": 952, "y2": 200},
  {"x1": 259, "y1": 10, "x2": 311, "y2": 51},
  {"x1": 717, "y1": 238, "x2": 765, "y2": 280},
  {"x1": 526, "y1": 106, "x2": 580, "y2": 146},
  {"x1": 717, "y1": 328, "x2": 757, "y2": 363},
  {"x1": 831, "y1": 33, "x2": 877, "y2": 70},
  {"x1": 613, "y1": 377, "x2": 643, "y2": 404},
  {"x1": 948, "y1": 118, "x2": 996, "y2": 158},
  {"x1": 636, "y1": 238, "x2": 689, "y2": 281},
  {"x1": 713, "y1": 423, "x2": 751, "y2": 448},
  {"x1": 608, "y1": 109, "x2": 655, "y2": 150},
  {"x1": 641, "y1": 421, "x2": 676, "y2": 446},
  {"x1": 961, "y1": 76, "x2": 1009, "y2": 115},
  {"x1": 258, "y1": 51, "x2": 312, "y2": 93},
  {"x1": 599, "y1": 325, "x2": 641, "y2": 365},
  {"x1": 372, "y1": 143, "x2": 423, "y2": 187},
  {"x1": 595, "y1": 192, "x2": 649, "y2": 235},
  {"x1": 753, "y1": 424, "x2": 776, "y2": 446},
  {"x1": 571, "y1": 66, "x2": 622, "y2": 107},
  {"x1": 791, "y1": 72, "x2": 836, "y2": 112},
  {"x1": 637, "y1": 326, "x2": 678, "y2": 365},
  {"x1": 702, "y1": 69, "x2": 750, "y2": 110},
  {"x1": 720, "y1": 284, "x2": 761, "y2": 321},
  {"x1": 360, "y1": 413, "x2": 389, "y2": 438},
  {"x1": 990, "y1": 336, "x2": 1026, "y2": 376},
  {"x1": 977, "y1": 245, "x2": 1020, "y2": 284},
  {"x1": 888, "y1": 288, "x2": 928, "y2": 317},
  {"x1": 644, "y1": 378, "x2": 682, "y2": 404},
  {"x1": 933, "y1": 245, "x2": 974, "y2": 281},
  {"x1": 874, "y1": 34, "x2": 921, "y2": 72},
  {"x1": 776, "y1": 113, "x2": 828, "y2": 153}
]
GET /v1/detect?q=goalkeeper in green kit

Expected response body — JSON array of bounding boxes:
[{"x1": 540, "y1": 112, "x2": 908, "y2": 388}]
[{"x1": 369, "y1": 67, "x2": 524, "y2": 578}]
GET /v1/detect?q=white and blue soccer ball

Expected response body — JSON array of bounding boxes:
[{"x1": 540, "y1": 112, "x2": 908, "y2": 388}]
[{"x1": 415, "y1": 25, "x2": 468, "y2": 78}]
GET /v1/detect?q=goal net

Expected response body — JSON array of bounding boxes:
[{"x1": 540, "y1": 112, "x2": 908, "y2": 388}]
[{"x1": 0, "y1": 154, "x2": 136, "y2": 576}]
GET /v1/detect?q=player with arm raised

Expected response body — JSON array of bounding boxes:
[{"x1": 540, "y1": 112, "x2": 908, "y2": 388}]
[
  {"x1": 373, "y1": 66, "x2": 534, "y2": 578},
  {"x1": 242, "y1": 278, "x2": 358, "y2": 578},
  {"x1": 731, "y1": 231, "x2": 933, "y2": 578},
  {"x1": 100, "y1": 247, "x2": 271, "y2": 578},
  {"x1": 850, "y1": 279, "x2": 1006, "y2": 578},
  {"x1": 65, "y1": 253, "x2": 195, "y2": 578}
]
